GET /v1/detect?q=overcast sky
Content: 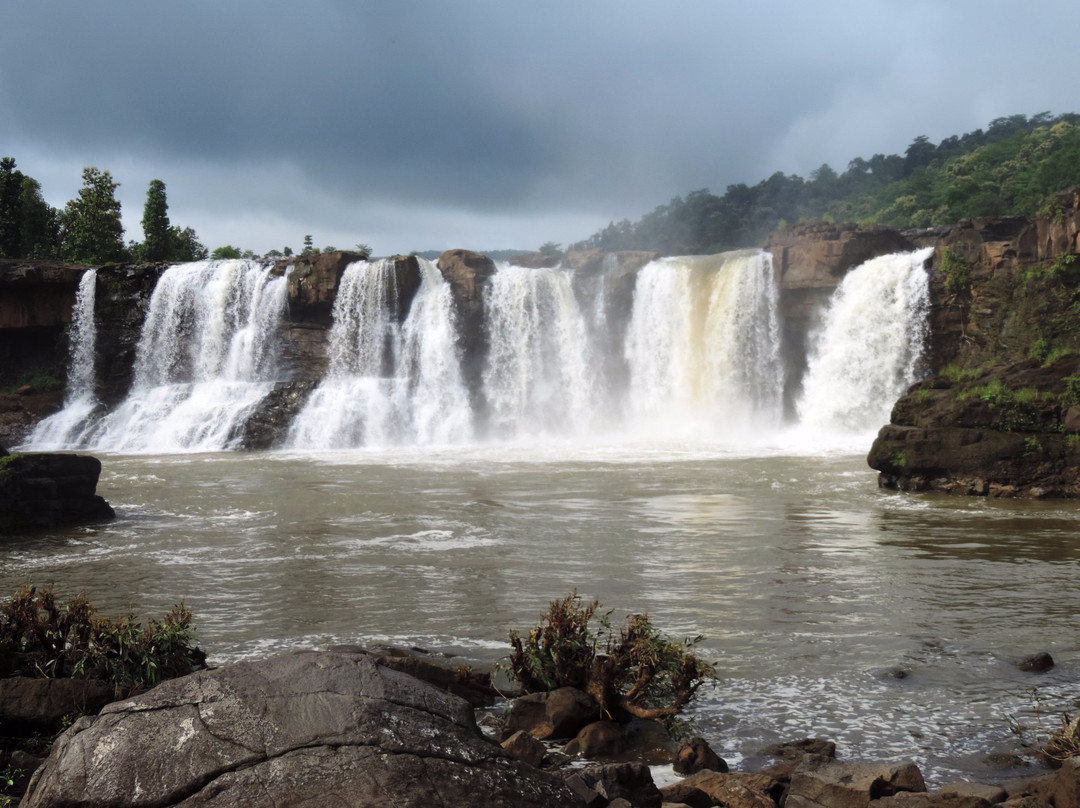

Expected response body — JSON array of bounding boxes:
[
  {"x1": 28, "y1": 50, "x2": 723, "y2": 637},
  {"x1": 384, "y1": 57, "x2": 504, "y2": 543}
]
[{"x1": 3, "y1": 1, "x2": 1080, "y2": 256}]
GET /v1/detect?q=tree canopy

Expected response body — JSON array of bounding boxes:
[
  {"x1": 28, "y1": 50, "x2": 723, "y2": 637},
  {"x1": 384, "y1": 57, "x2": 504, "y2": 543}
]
[
  {"x1": 573, "y1": 112, "x2": 1080, "y2": 255},
  {"x1": 0, "y1": 159, "x2": 206, "y2": 264},
  {"x1": 61, "y1": 167, "x2": 126, "y2": 264}
]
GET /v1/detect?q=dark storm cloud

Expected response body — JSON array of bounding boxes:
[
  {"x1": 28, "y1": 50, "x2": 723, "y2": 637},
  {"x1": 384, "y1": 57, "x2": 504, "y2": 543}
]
[{"x1": 3, "y1": 1, "x2": 1080, "y2": 252}]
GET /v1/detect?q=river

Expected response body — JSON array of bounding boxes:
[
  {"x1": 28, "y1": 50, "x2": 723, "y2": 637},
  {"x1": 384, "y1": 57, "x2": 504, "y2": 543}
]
[{"x1": 3, "y1": 437, "x2": 1077, "y2": 786}]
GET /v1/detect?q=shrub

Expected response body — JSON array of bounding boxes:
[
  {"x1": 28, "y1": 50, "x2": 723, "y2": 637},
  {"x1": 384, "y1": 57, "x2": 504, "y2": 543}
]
[
  {"x1": 0, "y1": 586, "x2": 206, "y2": 689},
  {"x1": 940, "y1": 248, "x2": 972, "y2": 296},
  {"x1": 1045, "y1": 713, "x2": 1080, "y2": 764},
  {"x1": 940, "y1": 364, "x2": 981, "y2": 386},
  {"x1": 506, "y1": 592, "x2": 716, "y2": 722}
]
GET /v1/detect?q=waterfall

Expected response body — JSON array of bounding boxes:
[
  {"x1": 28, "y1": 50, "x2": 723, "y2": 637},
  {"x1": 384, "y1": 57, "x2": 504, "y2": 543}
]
[
  {"x1": 23, "y1": 246, "x2": 939, "y2": 455},
  {"x1": 288, "y1": 258, "x2": 472, "y2": 448},
  {"x1": 481, "y1": 264, "x2": 595, "y2": 438},
  {"x1": 21, "y1": 269, "x2": 100, "y2": 449},
  {"x1": 797, "y1": 247, "x2": 933, "y2": 433},
  {"x1": 81, "y1": 260, "x2": 287, "y2": 453},
  {"x1": 623, "y1": 251, "x2": 784, "y2": 435}
]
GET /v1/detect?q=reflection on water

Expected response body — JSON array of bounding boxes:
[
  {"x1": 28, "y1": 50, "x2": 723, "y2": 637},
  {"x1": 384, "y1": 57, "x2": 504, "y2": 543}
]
[{"x1": 1, "y1": 447, "x2": 1078, "y2": 786}]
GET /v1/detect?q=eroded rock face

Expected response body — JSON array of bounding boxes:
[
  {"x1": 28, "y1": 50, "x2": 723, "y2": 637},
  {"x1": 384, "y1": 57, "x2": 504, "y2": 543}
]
[
  {"x1": 0, "y1": 261, "x2": 88, "y2": 406},
  {"x1": 767, "y1": 222, "x2": 915, "y2": 293},
  {"x1": 273, "y1": 251, "x2": 403, "y2": 384},
  {"x1": 767, "y1": 222, "x2": 915, "y2": 416},
  {"x1": 23, "y1": 651, "x2": 580, "y2": 808},
  {"x1": 235, "y1": 380, "x2": 318, "y2": 450},
  {"x1": 0, "y1": 453, "x2": 115, "y2": 531},
  {"x1": 94, "y1": 264, "x2": 169, "y2": 406},
  {"x1": 437, "y1": 249, "x2": 498, "y2": 418}
]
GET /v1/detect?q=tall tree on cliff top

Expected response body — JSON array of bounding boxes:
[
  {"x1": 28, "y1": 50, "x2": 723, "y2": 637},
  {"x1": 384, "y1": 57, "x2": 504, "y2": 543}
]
[
  {"x1": 61, "y1": 167, "x2": 125, "y2": 264},
  {"x1": 19, "y1": 176, "x2": 60, "y2": 258},
  {"x1": 140, "y1": 179, "x2": 170, "y2": 262},
  {"x1": 0, "y1": 157, "x2": 22, "y2": 258}
]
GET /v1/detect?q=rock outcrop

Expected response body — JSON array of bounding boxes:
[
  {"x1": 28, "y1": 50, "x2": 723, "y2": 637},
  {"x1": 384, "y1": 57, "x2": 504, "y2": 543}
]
[
  {"x1": 272, "y1": 250, "x2": 409, "y2": 385},
  {"x1": 0, "y1": 260, "x2": 86, "y2": 431},
  {"x1": 868, "y1": 188, "x2": 1080, "y2": 496},
  {"x1": 94, "y1": 264, "x2": 168, "y2": 405},
  {"x1": 22, "y1": 650, "x2": 580, "y2": 808},
  {"x1": 767, "y1": 223, "x2": 916, "y2": 413},
  {"x1": 0, "y1": 452, "x2": 115, "y2": 531},
  {"x1": 437, "y1": 248, "x2": 498, "y2": 420}
]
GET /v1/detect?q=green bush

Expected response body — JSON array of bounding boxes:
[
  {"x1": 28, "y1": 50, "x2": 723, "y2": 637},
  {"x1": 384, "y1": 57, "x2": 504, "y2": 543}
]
[
  {"x1": 940, "y1": 248, "x2": 972, "y2": 296},
  {"x1": 506, "y1": 592, "x2": 716, "y2": 722},
  {"x1": 0, "y1": 586, "x2": 205, "y2": 688}
]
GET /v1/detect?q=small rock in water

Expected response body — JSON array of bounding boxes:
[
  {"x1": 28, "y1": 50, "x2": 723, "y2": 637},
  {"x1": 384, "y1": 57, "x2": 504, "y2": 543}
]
[
  {"x1": 1017, "y1": 651, "x2": 1054, "y2": 672},
  {"x1": 673, "y1": 737, "x2": 727, "y2": 775}
]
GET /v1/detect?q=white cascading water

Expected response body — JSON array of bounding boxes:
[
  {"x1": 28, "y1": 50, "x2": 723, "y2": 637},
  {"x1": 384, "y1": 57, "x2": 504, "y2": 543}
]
[
  {"x1": 82, "y1": 260, "x2": 288, "y2": 453},
  {"x1": 26, "y1": 247, "x2": 935, "y2": 454},
  {"x1": 797, "y1": 247, "x2": 933, "y2": 434},
  {"x1": 288, "y1": 258, "x2": 472, "y2": 448},
  {"x1": 481, "y1": 264, "x2": 595, "y2": 438},
  {"x1": 623, "y1": 250, "x2": 785, "y2": 436},
  {"x1": 21, "y1": 269, "x2": 100, "y2": 449}
]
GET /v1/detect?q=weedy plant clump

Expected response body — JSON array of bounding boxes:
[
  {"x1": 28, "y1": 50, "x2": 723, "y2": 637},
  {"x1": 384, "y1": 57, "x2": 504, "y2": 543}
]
[
  {"x1": 505, "y1": 591, "x2": 716, "y2": 723},
  {"x1": 0, "y1": 585, "x2": 206, "y2": 689}
]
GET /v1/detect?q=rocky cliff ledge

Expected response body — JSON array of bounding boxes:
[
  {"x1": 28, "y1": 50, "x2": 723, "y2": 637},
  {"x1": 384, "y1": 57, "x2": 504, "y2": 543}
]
[{"x1": 867, "y1": 188, "x2": 1080, "y2": 496}]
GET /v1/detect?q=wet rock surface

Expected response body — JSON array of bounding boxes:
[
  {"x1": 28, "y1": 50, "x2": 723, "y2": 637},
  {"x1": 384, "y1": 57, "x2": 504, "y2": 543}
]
[
  {"x1": 22, "y1": 650, "x2": 580, "y2": 808},
  {"x1": 0, "y1": 452, "x2": 114, "y2": 531}
]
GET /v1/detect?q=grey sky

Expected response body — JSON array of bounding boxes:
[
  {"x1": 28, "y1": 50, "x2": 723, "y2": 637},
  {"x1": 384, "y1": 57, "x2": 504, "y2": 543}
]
[{"x1": 3, "y1": 1, "x2": 1079, "y2": 255}]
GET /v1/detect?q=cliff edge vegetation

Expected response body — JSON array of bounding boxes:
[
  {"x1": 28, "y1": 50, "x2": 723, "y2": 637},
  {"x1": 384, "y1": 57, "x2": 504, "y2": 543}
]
[{"x1": 576, "y1": 112, "x2": 1080, "y2": 255}]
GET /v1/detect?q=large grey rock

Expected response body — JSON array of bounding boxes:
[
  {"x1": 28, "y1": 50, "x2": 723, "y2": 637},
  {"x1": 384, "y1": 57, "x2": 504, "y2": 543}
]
[
  {"x1": 0, "y1": 453, "x2": 115, "y2": 531},
  {"x1": 22, "y1": 650, "x2": 579, "y2": 808}
]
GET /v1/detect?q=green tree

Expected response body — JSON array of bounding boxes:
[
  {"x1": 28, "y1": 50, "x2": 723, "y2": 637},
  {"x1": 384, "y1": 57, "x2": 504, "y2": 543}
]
[
  {"x1": 538, "y1": 240, "x2": 562, "y2": 256},
  {"x1": 19, "y1": 176, "x2": 60, "y2": 258},
  {"x1": 169, "y1": 226, "x2": 208, "y2": 261},
  {"x1": 61, "y1": 167, "x2": 125, "y2": 264},
  {"x1": 211, "y1": 245, "x2": 243, "y2": 259},
  {"x1": 0, "y1": 157, "x2": 22, "y2": 258},
  {"x1": 140, "y1": 179, "x2": 171, "y2": 262},
  {"x1": 302, "y1": 234, "x2": 314, "y2": 254},
  {"x1": 354, "y1": 243, "x2": 371, "y2": 258}
]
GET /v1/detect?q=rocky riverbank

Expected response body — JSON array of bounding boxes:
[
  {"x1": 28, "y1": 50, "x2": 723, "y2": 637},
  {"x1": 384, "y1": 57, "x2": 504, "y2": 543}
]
[
  {"x1": 3, "y1": 648, "x2": 1077, "y2": 808},
  {"x1": 867, "y1": 188, "x2": 1080, "y2": 496}
]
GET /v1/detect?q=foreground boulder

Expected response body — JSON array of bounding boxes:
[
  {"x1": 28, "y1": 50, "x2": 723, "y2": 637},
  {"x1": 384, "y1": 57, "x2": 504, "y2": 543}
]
[
  {"x1": 0, "y1": 452, "x2": 114, "y2": 531},
  {"x1": 23, "y1": 650, "x2": 580, "y2": 808}
]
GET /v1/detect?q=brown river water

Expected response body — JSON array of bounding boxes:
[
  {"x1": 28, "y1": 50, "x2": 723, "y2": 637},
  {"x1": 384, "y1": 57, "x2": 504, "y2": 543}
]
[{"x1": 2, "y1": 439, "x2": 1078, "y2": 786}]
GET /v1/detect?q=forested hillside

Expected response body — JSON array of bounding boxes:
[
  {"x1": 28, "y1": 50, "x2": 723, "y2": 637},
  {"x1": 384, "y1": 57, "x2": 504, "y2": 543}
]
[{"x1": 573, "y1": 112, "x2": 1080, "y2": 255}]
